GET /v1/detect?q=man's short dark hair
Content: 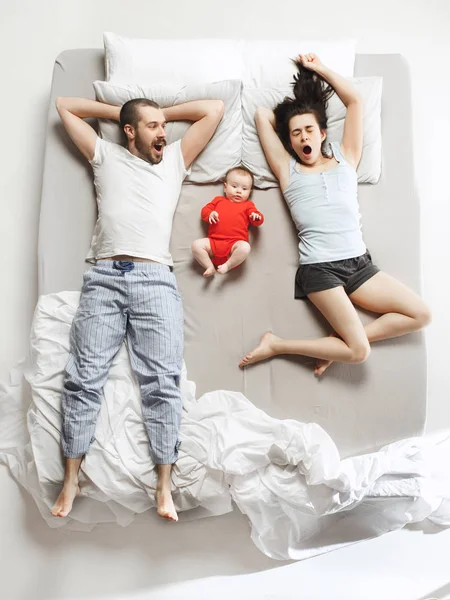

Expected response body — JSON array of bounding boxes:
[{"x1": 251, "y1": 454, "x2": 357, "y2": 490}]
[{"x1": 120, "y1": 98, "x2": 160, "y2": 131}]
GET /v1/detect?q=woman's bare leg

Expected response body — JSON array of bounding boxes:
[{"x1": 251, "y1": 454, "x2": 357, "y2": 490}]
[
  {"x1": 314, "y1": 272, "x2": 431, "y2": 375},
  {"x1": 240, "y1": 286, "x2": 370, "y2": 367}
]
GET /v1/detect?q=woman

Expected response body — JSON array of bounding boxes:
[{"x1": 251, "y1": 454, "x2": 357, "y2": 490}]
[{"x1": 240, "y1": 53, "x2": 430, "y2": 376}]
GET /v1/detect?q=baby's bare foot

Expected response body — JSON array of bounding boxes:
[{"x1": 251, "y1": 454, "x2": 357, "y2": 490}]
[
  {"x1": 239, "y1": 332, "x2": 279, "y2": 368},
  {"x1": 203, "y1": 266, "x2": 215, "y2": 277},
  {"x1": 217, "y1": 263, "x2": 230, "y2": 275},
  {"x1": 51, "y1": 479, "x2": 80, "y2": 518}
]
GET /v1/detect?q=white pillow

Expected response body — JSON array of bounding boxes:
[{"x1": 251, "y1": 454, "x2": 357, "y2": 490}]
[
  {"x1": 104, "y1": 33, "x2": 356, "y2": 87},
  {"x1": 242, "y1": 40, "x2": 356, "y2": 87},
  {"x1": 242, "y1": 77, "x2": 383, "y2": 189},
  {"x1": 94, "y1": 79, "x2": 242, "y2": 184},
  {"x1": 104, "y1": 32, "x2": 246, "y2": 85}
]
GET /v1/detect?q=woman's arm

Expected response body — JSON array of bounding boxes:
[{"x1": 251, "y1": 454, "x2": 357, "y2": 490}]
[
  {"x1": 255, "y1": 107, "x2": 291, "y2": 191},
  {"x1": 298, "y1": 54, "x2": 363, "y2": 169}
]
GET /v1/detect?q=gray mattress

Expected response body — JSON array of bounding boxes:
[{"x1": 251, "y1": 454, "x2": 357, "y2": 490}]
[{"x1": 38, "y1": 50, "x2": 426, "y2": 458}]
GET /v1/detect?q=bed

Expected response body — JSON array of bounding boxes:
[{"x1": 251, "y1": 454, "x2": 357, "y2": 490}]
[
  {"x1": 2, "y1": 46, "x2": 446, "y2": 563},
  {"x1": 39, "y1": 49, "x2": 426, "y2": 459}
]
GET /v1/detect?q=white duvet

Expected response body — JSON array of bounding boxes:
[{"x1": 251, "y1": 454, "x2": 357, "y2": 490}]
[{"x1": 0, "y1": 292, "x2": 449, "y2": 560}]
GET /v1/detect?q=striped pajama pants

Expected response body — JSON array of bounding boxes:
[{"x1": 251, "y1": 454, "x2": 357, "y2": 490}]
[{"x1": 61, "y1": 260, "x2": 184, "y2": 464}]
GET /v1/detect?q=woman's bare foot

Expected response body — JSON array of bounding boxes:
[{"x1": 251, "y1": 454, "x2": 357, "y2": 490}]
[
  {"x1": 155, "y1": 488, "x2": 178, "y2": 522},
  {"x1": 314, "y1": 357, "x2": 333, "y2": 377},
  {"x1": 314, "y1": 333, "x2": 338, "y2": 376},
  {"x1": 51, "y1": 479, "x2": 80, "y2": 518},
  {"x1": 203, "y1": 266, "x2": 215, "y2": 277},
  {"x1": 217, "y1": 262, "x2": 230, "y2": 275},
  {"x1": 239, "y1": 331, "x2": 280, "y2": 368}
]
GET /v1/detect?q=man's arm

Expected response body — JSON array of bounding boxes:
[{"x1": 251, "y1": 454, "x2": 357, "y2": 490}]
[
  {"x1": 56, "y1": 97, "x2": 121, "y2": 162},
  {"x1": 163, "y1": 100, "x2": 224, "y2": 170}
]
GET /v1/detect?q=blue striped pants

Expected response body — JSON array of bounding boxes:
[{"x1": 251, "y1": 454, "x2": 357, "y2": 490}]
[{"x1": 61, "y1": 260, "x2": 184, "y2": 464}]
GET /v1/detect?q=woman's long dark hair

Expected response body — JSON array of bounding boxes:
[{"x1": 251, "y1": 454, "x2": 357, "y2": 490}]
[{"x1": 274, "y1": 60, "x2": 335, "y2": 160}]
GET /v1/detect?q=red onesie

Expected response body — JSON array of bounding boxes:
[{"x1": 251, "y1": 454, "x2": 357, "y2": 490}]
[{"x1": 201, "y1": 196, "x2": 264, "y2": 266}]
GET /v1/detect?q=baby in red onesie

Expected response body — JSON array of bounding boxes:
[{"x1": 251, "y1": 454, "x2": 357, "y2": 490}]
[{"x1": 192, "y1": 167, "x2": 264, "y2": 276}]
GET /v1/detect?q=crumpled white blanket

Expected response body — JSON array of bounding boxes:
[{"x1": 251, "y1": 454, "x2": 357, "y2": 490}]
[{"x1": 0, "y1": 292, "x2": 449, "y2": 560}]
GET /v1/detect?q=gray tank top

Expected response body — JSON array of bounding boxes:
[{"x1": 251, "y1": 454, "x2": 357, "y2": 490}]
[{"x1": 283, "y1": 142, "x2": 366, "y2": 265}]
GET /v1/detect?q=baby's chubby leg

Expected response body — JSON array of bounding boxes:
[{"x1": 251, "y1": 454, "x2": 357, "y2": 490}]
[
  {"x1": 191, "y1": 238, "x2": 216, "y2": 277},
  {"x1": 217, "y1": 241, "x2": 251, "y2": 275}
]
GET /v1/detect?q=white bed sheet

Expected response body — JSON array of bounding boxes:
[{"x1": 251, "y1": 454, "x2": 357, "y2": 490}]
[{"x1": 0, "y1": 292, "x2": 448, "y2": 560}]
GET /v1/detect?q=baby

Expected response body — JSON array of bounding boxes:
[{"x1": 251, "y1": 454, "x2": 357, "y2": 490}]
[{"x1": 192, "y1": 167, "x2": 264, "y2": 276}]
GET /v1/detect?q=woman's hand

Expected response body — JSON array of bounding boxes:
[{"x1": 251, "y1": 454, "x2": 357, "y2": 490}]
[{"x1": 297, "y1": 53, "x2": 325, "y2": 74}]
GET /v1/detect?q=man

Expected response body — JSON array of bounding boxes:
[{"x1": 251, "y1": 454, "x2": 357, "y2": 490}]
[{"x1": 51, "y1": 94, "x2": 224, "y2": 521}]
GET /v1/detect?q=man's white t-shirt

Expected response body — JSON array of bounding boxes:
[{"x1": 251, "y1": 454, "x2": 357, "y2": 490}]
[{"x1": 87, "y1": 138, "x2": 190, "y2": 266}]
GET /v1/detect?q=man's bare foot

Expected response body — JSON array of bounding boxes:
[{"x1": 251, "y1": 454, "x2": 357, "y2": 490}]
[
  {"x1": 203, "y1": 266, "x2": 215, "y2": 277},
  {"x1": 155, "y1": 488, "x2": 178, "y2": 522},
  {"x1": 239, "y1": 331, "x2": 280, "y2": 368},
  {"x1": 217, "y1": 262, "x2": 230, "y2": 275},
  {"x1": 51, "y1": 479, "x2": 80, "y2": 518},
  {"x1": 314, "y1": 333, "x2": 338, "y2": 376}
]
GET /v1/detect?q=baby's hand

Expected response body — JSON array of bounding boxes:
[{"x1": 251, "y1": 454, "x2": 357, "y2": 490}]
[
  {"x1": 250, "y1": 212, "x2": 262, "y2": 221},
  {"x1": 209, "y1": 211, "x2": 219, "y2": 224}
]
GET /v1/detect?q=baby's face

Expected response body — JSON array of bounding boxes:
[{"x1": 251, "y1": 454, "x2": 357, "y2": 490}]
[{"x1": 224, "y1": 172, "x2": 253, "y2": 203}]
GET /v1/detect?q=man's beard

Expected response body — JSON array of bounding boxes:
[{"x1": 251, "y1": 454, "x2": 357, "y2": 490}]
[{"x1": 135, "y1": 134, "x2": 166, "y2": 165}]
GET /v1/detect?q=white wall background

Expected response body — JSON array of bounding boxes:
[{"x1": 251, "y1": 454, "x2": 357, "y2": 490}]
[{"x1": 0, "y1": 1, "x2": 449, "y2": 598}]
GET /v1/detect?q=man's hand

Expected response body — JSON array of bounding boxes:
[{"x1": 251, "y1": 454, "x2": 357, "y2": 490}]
[
  {"x1": 55, "y1": 97, "x2": 120, "y2": 161},
  {"x1": 208, "y1": 211, "x2": 219, "y2": 224}
]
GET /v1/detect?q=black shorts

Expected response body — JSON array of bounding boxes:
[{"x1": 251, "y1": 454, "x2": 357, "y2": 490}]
[{"x1": 294, "y1": 251, "x2": 380, "y2": 299}]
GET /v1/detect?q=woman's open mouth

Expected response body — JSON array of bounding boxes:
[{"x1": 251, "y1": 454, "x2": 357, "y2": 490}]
[{"x1": 302, "y1": 145, "x2": 312, "y2": 156}]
